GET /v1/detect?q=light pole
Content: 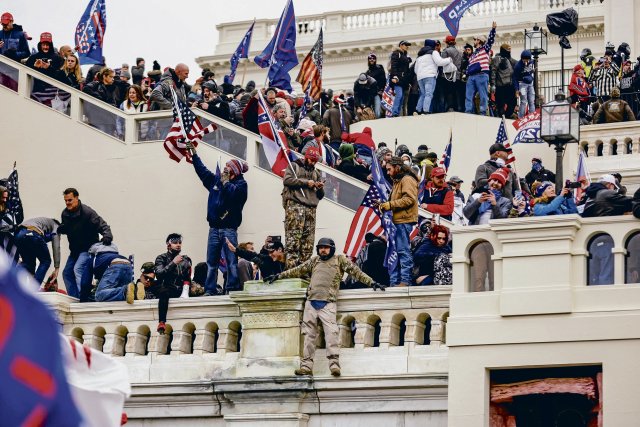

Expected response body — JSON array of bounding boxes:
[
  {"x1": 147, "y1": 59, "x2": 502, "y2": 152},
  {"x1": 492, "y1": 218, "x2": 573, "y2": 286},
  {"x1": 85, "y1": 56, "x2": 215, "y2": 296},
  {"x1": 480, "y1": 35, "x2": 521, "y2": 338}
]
[
  {"x1": 540, "y1": 92, "x2": 580, "y2": 190},
  {"x1": 524, "y1": 24, "x2": 548, "y2": 108}
]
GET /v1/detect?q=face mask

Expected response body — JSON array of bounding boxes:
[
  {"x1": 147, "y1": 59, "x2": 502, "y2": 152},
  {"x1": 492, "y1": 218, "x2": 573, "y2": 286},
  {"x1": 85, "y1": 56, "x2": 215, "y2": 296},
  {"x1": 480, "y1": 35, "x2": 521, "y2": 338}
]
[
  {"x1": 495, "y1": 158, "x2": 506, "y2": 167},
  {"x1": 532, "y1": 162, "x2": 543, "y2": 172},
  {"x1": 403, "y1": 160, "x2": 411, "y2": 166}
]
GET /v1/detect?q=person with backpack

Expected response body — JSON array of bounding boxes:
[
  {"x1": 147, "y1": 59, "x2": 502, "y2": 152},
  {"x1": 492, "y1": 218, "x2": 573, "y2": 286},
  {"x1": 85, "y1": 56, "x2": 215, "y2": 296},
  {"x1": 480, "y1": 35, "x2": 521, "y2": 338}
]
[{"x1": 490, "y1": 43, "x2": 517, "y2": 118}]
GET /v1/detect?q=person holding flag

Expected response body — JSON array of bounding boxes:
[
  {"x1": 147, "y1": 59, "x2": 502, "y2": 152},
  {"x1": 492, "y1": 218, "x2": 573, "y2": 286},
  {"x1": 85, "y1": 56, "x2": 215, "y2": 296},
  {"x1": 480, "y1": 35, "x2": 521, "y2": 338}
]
[
  {"x1": 227, "y1": 21, "x2": 254, "y2": 85},
  {"x1": 378, "y1": 156, "x2": 419, "y2": 287},
  {"x1": 186, "y1": 142, "x2": 248, "y2": 295}
]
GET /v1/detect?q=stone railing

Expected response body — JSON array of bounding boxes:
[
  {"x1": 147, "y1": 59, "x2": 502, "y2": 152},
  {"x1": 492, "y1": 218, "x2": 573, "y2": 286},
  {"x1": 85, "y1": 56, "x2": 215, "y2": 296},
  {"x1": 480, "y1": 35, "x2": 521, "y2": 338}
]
[
  {"x1": 580, "y1": 121, "x2": 640, "y2": 157},
  {"x1": 42, "y1": 280, "x2": 451, "y2": 382},
  {"x1": 450, "y1": 215, "x2": 640, "y2": 322},
  {"x1": 543, "y1": 0, "x2": 604, "y2": 9}
]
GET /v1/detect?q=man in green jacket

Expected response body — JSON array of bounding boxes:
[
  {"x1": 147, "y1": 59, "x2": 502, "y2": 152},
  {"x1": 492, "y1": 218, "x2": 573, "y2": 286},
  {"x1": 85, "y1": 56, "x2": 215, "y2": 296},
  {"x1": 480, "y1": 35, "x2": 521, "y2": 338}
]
[{"x1": 267, "y1": 238, "x2": 386, "y2": 377}]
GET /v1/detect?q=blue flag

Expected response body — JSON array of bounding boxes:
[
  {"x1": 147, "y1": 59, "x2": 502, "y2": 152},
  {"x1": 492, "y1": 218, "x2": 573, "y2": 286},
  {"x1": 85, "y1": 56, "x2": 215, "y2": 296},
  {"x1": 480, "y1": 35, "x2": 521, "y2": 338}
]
[
  {"x1": 254, "y1": 0, "x2": 298, "y2": 92},
  {"x1": 371, "y1": 158, "x2": 397, "y2": 275},
  {"x1": 439, "y1": 0, "x2": 483, "y2": 37},
  {"x1": 0, "y1": 252, "x2": 83, "y2": 425},
  {"x1": 74, "y1": 0, "x2": 107, "y2": 65},
  {"x1": 228, "y1": 21, "x2": 255, "y2": 84}
]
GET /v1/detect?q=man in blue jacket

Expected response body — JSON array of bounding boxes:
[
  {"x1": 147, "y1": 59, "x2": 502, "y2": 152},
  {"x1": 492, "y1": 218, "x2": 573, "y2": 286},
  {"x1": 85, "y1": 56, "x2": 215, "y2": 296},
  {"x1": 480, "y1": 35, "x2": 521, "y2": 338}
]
[
  {"x1": 188, "y1": 143, "x2": 249, "y2": 295},
  {"x1": 513, "y1": 50, "x2": 536, "y2": 118},
  {"x1": 0, "y1": 13, "x2": 30, "y2": 61}
]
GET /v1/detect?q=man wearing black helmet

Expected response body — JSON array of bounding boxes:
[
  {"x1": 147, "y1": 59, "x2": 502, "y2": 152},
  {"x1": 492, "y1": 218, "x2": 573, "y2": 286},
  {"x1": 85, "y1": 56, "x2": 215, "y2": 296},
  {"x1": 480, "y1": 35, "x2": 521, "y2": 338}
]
[
  {"x1": 265, "y1": 237, "x2": 386, "y2": 377},
  {"x1": 579, "y1": 48, "x2": 595, "y2": 78},
  {"x1": 154, "y1": 233, "x2": 192, "y2": 334}
]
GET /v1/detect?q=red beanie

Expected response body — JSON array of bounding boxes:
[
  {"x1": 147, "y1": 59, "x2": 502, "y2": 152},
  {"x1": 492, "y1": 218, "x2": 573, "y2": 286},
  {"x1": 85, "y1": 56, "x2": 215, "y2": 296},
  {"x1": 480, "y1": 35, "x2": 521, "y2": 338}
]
[{"x1": 489, "y1": 168, "x2": 509, "y2": 187}]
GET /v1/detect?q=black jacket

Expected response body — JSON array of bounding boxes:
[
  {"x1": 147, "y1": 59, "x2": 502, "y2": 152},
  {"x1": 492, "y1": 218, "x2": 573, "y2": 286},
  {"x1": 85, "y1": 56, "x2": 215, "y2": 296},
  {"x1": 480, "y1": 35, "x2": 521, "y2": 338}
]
[
  {"x1": 204, "y1": 97, "x2": 231, "y2": 121},
  {"x1": 25, "y1": 42, "x2": 63, "y2": 80},
  {"x1": 633, "y1": 187, "x2": 640, "y2": 219},
  {"x1": 389, "y1": 48, "x2": 412, "y2": 88},
  {"x1": 83, "y1": 81, "x2": 116, "y2": 106},
  {"x1": 582, "y1": 183, "x2": 632, "y2": 217},
  {"x1": 55, "y1": 69, "x2": 81, "y2": 90},
  {"x1": 525, "y1": 167, "x2": 556, "y2": 187},
  {"x1": 366, "y1": 63, "x2": 387, "y2": 93},
  {"x1": 59, "y1": 201, "x2": 112, "y2": 255},
  {"x1": 154, "y1": 251, "x2": 192, "y2": 292},
  {"x1": 236, "y1": 247, "x2": 285, "y2": 278},
  {"x1": 337, "y1": 159, "x2": 369, "y2": 183}
]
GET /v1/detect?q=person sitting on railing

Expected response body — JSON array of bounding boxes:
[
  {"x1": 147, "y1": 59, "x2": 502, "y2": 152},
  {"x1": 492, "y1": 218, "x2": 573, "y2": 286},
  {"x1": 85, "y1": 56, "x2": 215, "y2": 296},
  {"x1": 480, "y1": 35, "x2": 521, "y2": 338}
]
[
  {"x1": 149, "y1": 63, "x2": 189, "y2": 111},
  {"x1": 134, "y1": 262, "x2": 159, "y2": 300},
  {"x1": 412, "y1": 224, "x2": 452, "y2": 286},
  {"x1": 463, "y1": 168, "x2": 512, "y2": 225},
  {"x1": 593, "y1": 87, "x2": 636, "y2": 124},
  {"x1": 82, "y1": 242, "x2": 139, "y2": 304},
  {"x1": 25, "y1": 33, "x2": 63, "y2": 88},
  {"x1": 155, "y1": 234, "x2": 192, "y2": 334},
  {"x1": 0, "y1": 12, "x2": 30, "y2": 62},
  {"x1": 581, "y1": 174, "x2": 633, "y2": 218},
  {"x1": 55, "y1": 53, "x2": 82, "y2": 90},
  {"x1": 83, "y1": 67, "x2": 117, "y2": 106},
  {"x1": 197, "y1": 81, "x2": 230, "y2": 122},
  {"x1": 226, "y1": 237, "x2": 286, "y2": 281},
  {"x1": 530, "y1": 181, "x2": 578, "y2": 216}
]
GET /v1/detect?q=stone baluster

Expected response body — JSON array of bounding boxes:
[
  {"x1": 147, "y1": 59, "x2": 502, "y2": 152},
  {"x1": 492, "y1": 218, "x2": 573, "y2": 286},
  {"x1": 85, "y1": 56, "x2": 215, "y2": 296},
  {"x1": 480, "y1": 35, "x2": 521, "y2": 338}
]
[
  {"x1": 338, "y1": 322, "x2": 355, "y2": 348},
  {"x1": 148, "y1": 332, "x2": 171, "y2": 356},
  {"x1": 354, "y1": 321, "x2": 374, "y2": 349},
  {"x1": 193, "y1": 328, "x2": 217, "y2": 355},
  {"x1": 378, "y1": 322, "x2": 400, "y2": 349},
  {"x1": 617, "y1": 139, "x2": 626, "y2": 155},
  {"x1": 602, "y1": 141, "x2": 611, "y2": 156},
  {"x1": 429, "y1": 320, "x2": 444, "y2": 348},
  {"x1": 82, "y1": 334, "x2": 105, "y2": 351},
  {"x1": 216, "y1": 328, "x2": 239, "y2": 355},
  {"x1": 103, "y1": 332, "x2": 126, "y2": 356},
  {"x1": 404, "y1": 320, "x2": 426, "y2": 348},
  {"x1": 632, "y1": 138, "x2": 640, "y2": 154},
  {"x1": 587, "y1": 140, "x2": 597, "y2": 157},
  {"x1": 170, "y1": 330, "x2": 194, "y2": 355},
  {"x1": 125, "y1": 332, "x2": 149, "y2": 356}
]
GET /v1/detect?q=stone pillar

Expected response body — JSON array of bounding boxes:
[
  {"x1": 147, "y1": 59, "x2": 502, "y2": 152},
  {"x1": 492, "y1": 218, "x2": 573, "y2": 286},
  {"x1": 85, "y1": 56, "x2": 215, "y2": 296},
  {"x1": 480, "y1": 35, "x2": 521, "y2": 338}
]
[
  {"x1": 148, "y1": 332, "x2": 170, "y2": 356},
  {"x1": 230, "y1": 279, "x2": 308, "y2": 377},
  {"x1": 125, "y1": 332, "x2": 149, "y2": 356},
  {"x1": 587, "y1": 141, "x2": 596, "y2": 157},
  {"x1": 170, "y1": 330, "x2": 193, "y2": 355},
  {"x1": 193, "y1": 328, "x2": 216, "y2": 355},
  {"x1": 103, "y1": 333, "x2": 126, "y2": 356},
  {"x1": 354, "y1": 322, "x2": 374, "y2": 349},
  {"x1": 429, "y1": 320, "x2": 443, "y2": 348},
  {"x1": 82, "y1": 334, "x2": 105, "y2": 351},
  {"x1": 404, "y1": 320, "x2": 425, "y2": 348}
]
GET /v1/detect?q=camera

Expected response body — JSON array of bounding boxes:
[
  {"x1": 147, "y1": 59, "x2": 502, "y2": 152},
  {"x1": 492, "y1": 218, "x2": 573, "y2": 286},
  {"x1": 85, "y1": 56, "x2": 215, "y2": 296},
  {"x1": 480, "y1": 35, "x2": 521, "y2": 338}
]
[{"x1": 565, "y1": 180, "x2": 582, "y2": 189}]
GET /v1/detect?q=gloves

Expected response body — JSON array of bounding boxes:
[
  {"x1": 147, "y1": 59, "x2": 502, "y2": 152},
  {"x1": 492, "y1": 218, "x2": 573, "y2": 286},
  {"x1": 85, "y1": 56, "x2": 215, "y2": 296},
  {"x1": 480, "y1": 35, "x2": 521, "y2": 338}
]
[
  {"x1": 101, "y1": 236, "x2": 112, "y2": 246},
  {"x1": 379, "y1": 202, "x2": 391, "y2": 212},
  {"x1": 372, "y1": 282, "x2": 387, "y2": 292},
  {"x1": 264, "y1": 274, "x2": 279, "y2": 284}
]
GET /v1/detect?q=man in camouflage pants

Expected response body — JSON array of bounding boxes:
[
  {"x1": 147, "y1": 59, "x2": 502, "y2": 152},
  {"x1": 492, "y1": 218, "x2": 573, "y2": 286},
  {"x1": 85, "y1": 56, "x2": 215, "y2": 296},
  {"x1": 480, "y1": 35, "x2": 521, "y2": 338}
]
[
  {"x1": 282, "y1": 147, "x2": 325, "y2": 269},
  {"x1": 266, "y1": 238, "x2": 386, "y2": 376}
]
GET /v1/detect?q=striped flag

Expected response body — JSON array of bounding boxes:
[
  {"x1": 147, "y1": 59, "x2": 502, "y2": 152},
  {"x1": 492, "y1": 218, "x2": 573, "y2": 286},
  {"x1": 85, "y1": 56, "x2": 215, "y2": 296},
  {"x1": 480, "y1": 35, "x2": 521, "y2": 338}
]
[
  {"x1": 257, "y1": 91, "x2": 293, "y2": 177},
  {"x1": 343, "y1": 184, "x2": 385, "y2": 259},
  {"x1": 295, "y1": 28, "x2": 323, "y2": 99},
  {"x1": 30, "y1": 85, "x2": 71, "y2": 109},
  {"x1": 5, "y1": 169, "x2": 23, "y2": 229},
  {"x1": 74, "y1": 0, "x2": 107, "y2": 65},
  {"x1": 296, "y1": 88, "x2": 312, "y2": 127},
  {"x1": 495, "y1": 118, "x2": 515, "y2": 165},
  {"x1": 440, "y1": 133, "x2": 452, "y2": 172},
  {"x1": 381, "y1": 77, "x2": 395, "y2": 117},
  {"x1": 163, "y1": 88, "x2": 216, "y2": 163}
]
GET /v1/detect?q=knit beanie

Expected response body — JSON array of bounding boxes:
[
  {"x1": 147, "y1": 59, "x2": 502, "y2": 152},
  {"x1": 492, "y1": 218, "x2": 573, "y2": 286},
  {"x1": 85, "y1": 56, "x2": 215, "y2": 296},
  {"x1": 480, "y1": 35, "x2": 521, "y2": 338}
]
[
  {"x1": 489, "y1": 168, "x2": 509, "y2": 187},
  {"x1": 305, "y1": 147, "x2": 320, "y2": 161},
  {"x1": 226, "y1": 159, "x2": 249, "y2": 176}
]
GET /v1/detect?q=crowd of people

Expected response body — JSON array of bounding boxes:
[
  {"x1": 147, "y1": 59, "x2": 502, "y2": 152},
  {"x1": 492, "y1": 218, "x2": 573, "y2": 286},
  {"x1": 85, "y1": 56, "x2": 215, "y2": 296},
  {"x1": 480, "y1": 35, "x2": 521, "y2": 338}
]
[{"x1": 4, "y1": 10, "x2": 640, "y2": 376}]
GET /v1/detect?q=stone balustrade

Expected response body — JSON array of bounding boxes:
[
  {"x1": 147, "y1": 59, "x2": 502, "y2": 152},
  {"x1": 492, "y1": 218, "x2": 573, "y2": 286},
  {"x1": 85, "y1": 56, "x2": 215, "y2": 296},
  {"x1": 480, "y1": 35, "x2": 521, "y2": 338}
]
[
  {"x1": 580, "y1": 121, "x2": 640, "y2": 158},
  {"x1": 41, "y1": 280, "x2": 451, "y2": 383}
]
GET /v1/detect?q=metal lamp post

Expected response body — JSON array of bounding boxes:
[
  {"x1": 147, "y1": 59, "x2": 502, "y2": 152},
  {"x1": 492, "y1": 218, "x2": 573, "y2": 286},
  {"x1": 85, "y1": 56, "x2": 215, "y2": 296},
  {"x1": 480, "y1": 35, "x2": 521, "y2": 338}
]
[
  {"x1": 540, "y1": 92, "x2": 580, "y2": 190},
  {"x1": 524, "y1": 24, "x2": 548, "y2": 107}
]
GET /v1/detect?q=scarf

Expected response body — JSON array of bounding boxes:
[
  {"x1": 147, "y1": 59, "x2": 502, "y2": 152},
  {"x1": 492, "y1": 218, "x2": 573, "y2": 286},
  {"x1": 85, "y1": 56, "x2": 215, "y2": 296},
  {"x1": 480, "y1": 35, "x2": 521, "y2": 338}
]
[{"x1": 478, "y1": 189, "x2": 502, "y2": 215}]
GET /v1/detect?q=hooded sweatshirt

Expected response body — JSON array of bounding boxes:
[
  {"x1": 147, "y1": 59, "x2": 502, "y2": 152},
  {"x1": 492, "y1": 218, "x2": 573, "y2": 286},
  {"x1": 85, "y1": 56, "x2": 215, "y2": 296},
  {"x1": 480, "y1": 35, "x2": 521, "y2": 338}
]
[
  {"x1": 513, "y1": 50, "x2": 535, "y2": 90},
  {"x1": 150, "y1": 68, "x2": 187, "y2": 110},
  {"x1": 415, "y1": 40, "x2": 452, "y2": 80}
]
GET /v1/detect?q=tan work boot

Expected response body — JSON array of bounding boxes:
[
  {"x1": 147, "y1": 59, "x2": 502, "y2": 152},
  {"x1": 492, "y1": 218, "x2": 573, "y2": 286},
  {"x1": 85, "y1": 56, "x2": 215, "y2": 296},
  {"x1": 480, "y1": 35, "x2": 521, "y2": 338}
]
[
  {"x1": 126, "y1": 283, "x2": 135, "y2": 304},
  {"x1": 135, "y1": 282, "x2": 145, "y2": 300},
  {"x1": 294, "y1": 367, "x2": 312, "y2": 376},
  {"x1": 330, "y1": 366, "x2": 341, "y2": 377}
]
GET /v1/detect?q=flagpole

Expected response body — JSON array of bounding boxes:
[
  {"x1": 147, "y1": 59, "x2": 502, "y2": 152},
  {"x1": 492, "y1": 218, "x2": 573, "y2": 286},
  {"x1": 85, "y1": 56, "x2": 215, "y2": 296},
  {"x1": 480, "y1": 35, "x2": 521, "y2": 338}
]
[
  {"x1": 501, "y1": 115, "x2": 522, "y2": 193},
  {"x1": 170, "y1": 87, "x2": 188, "y2": 140},
  {"x1": 241, "y1": 59, "x2": 248, "y2": 87}
]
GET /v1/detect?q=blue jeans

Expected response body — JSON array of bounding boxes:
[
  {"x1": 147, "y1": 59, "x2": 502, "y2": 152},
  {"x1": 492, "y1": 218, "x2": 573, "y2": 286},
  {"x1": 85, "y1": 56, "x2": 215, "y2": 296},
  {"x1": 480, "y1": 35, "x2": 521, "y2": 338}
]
[
  {"x1": 518, "y1": 82, "x2": 536, "y2": 117},
  {"x1": 391, "y1": 84, "x2": 404, "y2": 116},
  {"x1": 205, "y1": 227, "x2": 239, "y2": 294},
  {"x1": 373, "y1": 94, "x2": 382, "y2": 118},
  {"x1": 15, "y1": 228, "x2": 51, "y2": 284},
  {"x1": 390, "y1": 223, "x2": 414, "y2": 285},
  {"x1": 62, "y1": 251, "x2": 91, "y2": 299},
  {"x1": 417, "y1": 77, "x2": 437, "y2": 113},
  {"x1": 465, "y1": 73, "x2": 489, "y2": 115},
  {"x1": 95, "y1": 263, "x2": 133, "y2": 302}
]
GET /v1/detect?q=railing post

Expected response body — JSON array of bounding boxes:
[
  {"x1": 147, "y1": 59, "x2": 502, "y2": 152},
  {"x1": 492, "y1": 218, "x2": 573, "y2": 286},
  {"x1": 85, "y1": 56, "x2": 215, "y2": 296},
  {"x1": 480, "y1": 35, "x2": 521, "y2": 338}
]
[
  {"x1": 125, "y1": 332, "x2": 149, "y2": 356},
  {"x1": 82, "y1": 333, "x2": 105, "y2": 352},
  {"x1": 17, "y1": 67, "x2": 29, "y2": 98},
  {"x1": 193, "y1": 328, "x2": 216, "y2": 355},
  {"x1": 124, "y1": 115, "x2": 137, "y2": 145}
]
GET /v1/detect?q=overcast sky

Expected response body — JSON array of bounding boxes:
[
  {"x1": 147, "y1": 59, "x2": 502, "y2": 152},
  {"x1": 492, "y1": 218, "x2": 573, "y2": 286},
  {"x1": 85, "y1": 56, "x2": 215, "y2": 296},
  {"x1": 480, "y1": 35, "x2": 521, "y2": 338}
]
[{"x1": 4, "y1": 0, "x2": 401, "y2": 82}]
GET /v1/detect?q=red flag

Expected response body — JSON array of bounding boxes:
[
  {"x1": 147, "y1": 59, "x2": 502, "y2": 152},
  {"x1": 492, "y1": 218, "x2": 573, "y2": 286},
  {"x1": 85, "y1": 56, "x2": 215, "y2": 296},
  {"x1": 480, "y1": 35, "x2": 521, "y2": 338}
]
[{"x1": 257, "y1": 92, "x2": 292, "y2": 177}]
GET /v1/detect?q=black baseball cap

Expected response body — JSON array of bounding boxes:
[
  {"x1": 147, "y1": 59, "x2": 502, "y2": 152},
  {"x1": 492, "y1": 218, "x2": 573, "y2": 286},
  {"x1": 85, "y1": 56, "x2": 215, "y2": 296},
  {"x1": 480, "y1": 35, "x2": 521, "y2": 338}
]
[
  {"x1": 489, "y1": 143, "x2": 511, "y2": 154},
  {"x1": 399, "y1": 40, "x2": 412, "y2": 47}
]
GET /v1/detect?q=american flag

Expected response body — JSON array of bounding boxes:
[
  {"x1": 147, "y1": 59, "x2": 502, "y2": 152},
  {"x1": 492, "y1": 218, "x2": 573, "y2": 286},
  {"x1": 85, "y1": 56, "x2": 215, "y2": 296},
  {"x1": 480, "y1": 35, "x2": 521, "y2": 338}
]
[
  {"x1": 295, "y1": 28, "x2": 323, "y2": 100},
  {"x1": 343, "y1": 184, "x2": 385, "y2": 259},
  {"x1": 74, "y1": 0, "x2": 107, "y2": 65},
  {"x1": 31, "y1": 85, "x2": 71, "y2": 108},
  {"x1": 257, "y1": 91, "x2": 293, "y2": 177},
  {"x1": 440, "y1": 133, "x2": 452, "y2": 172},
  {"x1": 381, "y1": 78, "x2": 395, "y2": 117},
  {"x1": 296, "y1": 88, "x2": 312, "y2": 127},
  {"x1": 496, "y1": 118, "x2": 515, "y2": 165},
  {"x1": 164, "y1": 88, "x2": 216, "y2": 163}
]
